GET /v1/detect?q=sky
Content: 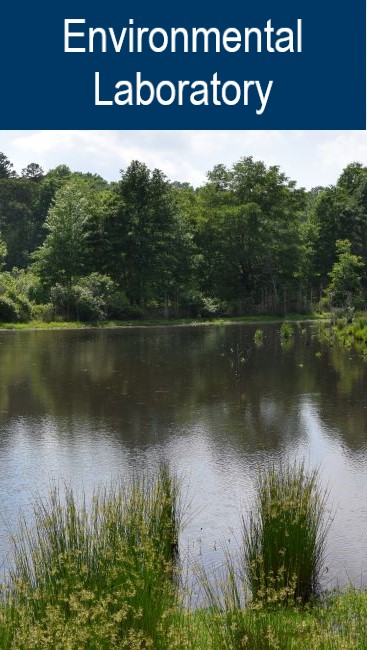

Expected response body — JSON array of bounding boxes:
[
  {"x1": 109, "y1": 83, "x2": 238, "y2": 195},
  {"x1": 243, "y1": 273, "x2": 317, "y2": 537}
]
[{"x1": 2, "y1": 130, "x2": 367, "y2": 189}]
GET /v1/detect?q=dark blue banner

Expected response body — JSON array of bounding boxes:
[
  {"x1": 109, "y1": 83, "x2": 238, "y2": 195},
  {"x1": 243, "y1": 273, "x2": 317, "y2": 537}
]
[{"x1": 0, "y1": 0, "x2": 365, "y2": 128}]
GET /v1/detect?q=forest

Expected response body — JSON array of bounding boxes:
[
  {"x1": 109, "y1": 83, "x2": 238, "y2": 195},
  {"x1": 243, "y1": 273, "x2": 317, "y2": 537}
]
[{"x1": 0, "y1": 150, "x2": 365, "y2": 323}]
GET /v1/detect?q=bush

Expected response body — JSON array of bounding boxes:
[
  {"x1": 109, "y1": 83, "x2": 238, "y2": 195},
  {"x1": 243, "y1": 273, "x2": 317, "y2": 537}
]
[
  {"x1": 0, "y1": 295, "x2": 19, "y2": 322},
  {"x1": 108, "y1": 290, "x2": 144, "y2": 320},
  {"x1": 31, "y1": 303, "x2": 55, "y2": 323},
  {"x1": 50, "y1": 274, "x2": 119, "y2": 321},
  {"x1": 182, "y1": 291, "x2": 225, "y2": 318},
  {"x1": 0, "y1": 271, "x2": 33, "y2": 322}
]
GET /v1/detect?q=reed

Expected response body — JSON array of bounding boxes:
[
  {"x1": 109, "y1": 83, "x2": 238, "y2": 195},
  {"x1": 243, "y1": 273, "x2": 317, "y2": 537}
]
[
  {"x1": 244, "y1": 462, "x2": 329, "y2": 605},
  {"x1": 2, "y1": 464, "x2": 183, "y2": 649},
  {"x1": 280, "y1": 322, "x2": 294, "y2": 340}
]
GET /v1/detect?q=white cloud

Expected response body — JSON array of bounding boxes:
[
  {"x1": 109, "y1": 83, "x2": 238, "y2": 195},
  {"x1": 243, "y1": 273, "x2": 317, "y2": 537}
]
[
  {"x1": 316, "y1": 132, "x2": 367, "y2": 176},
  {"x1": 2, "y1": 130, "x2": 367, "y2": 189}
]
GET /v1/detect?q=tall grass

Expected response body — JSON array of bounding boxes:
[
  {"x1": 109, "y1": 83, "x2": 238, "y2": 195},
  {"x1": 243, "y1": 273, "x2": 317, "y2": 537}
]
[
  {"x1": 254, "y1": 329, "x2": 264, "y2": 347},
  {"x1": 0, "y1": 462, "x2": 362, "y2": 650},
  {"x1": 199, "y1": 463, "x2": 330, "y2": 648},
  {"x1": 280, "y1": 322, "x2": 294, "y2": 340},
  {"x1": 244, "y1": 463, "x2": 329, "y2": 605},
  {"x1": 1, "y1": 465, "x2": 185, "y2": 649}
]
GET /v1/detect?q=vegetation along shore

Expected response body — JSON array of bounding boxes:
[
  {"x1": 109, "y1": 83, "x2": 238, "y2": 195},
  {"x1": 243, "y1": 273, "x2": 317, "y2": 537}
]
[
  {"x1": 0, "y1": 152, "x2": 367, "y2": 326},
  {"x1": 0, "y1": 463, "x2": 366, "y2": 649}
]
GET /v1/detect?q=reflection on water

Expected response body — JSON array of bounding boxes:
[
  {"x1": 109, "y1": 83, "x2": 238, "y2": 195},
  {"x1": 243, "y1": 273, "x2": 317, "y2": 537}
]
[{"x1": 0, "y1": 324, "x2": 367, "y2": 588}]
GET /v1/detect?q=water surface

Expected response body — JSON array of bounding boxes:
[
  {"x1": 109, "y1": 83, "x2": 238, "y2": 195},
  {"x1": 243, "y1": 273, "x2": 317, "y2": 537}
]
[{"x1": 0, "y1": 324, "x2": 367, "y2": 590}]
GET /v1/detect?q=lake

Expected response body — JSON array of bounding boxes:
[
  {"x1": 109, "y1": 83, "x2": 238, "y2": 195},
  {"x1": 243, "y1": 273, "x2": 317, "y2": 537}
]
[{"x1": 0, "y1": 323, "x2": 366, "y2": 591}]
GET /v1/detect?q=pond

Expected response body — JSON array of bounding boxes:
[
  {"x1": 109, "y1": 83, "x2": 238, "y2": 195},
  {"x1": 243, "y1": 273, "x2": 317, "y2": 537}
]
[{"x1": 0, "y1": 323, "x2": 366, "y2": 591}]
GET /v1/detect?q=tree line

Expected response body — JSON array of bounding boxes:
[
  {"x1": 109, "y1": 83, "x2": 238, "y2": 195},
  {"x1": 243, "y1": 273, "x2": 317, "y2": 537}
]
[{"x1": 0, "y1": 151, "x2": 365, "y2": 322}]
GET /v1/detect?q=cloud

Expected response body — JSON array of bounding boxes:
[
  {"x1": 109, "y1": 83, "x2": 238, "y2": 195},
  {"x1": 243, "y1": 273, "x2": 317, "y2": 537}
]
[
  {"x1": 5, "y1": 130, "x2": 367, "y2": 189},
  {"x1": 9, "y1": 130, "x2": 288, "y2": 186},
  {"x1": 316, "y1": 132, "x2": 367, "y2": 179}
]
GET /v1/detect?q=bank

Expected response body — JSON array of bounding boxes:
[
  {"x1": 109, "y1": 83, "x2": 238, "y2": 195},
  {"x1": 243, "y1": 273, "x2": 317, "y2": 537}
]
[{"x1": 0, "y1": 312, "x2": 324, "y2": 331}]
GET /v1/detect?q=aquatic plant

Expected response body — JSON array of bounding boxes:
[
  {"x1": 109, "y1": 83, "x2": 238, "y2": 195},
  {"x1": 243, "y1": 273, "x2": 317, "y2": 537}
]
[
  {"x1": 280, "y1": 322, "x2": 294, "y2": 341},
  {"x1": 2, "y1": 465, "x2": 183, "y2": 649},
  {"x1": 243, "y1": 463, "x2": 329, "y2": 605},
  {"x1": 254, "y1": 329, "x2": 264, "y2": 347}
]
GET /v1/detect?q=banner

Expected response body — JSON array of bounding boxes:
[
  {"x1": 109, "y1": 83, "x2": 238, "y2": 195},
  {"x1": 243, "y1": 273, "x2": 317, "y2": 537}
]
[{"x1": 0, "y1": 0, "x2": 365, "y2": 128}]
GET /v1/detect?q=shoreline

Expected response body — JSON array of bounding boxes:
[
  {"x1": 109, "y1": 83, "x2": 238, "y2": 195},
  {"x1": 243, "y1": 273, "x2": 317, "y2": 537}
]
[{"x1": 0, "y1": 313, "x2": 324, "y2": 332}]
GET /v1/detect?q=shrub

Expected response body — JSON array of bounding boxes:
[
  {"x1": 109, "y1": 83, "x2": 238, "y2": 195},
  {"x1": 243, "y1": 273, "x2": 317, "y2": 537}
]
[
  {"x1": 182, "y1": 291, "x2": 225, "y2": 318},
  {"x1": 0, "y1": 295, "x2": 19, "y2": 322},
  {"x1": 0, "y1": 271, "x2": 33, "y2": 322},
  {"x1": 108, "y1": 290, "x2": 144, "y2": 320},
  {"x1": 50, "y1": 274, "x2": 118, "y2": 321},
  {"x1": 31, "y1": 303, "x2": 55, "y2": 323}
]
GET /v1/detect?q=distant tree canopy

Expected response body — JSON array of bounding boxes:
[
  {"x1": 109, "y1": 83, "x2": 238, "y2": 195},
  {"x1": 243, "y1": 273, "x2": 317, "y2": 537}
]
[{"x1": 0, "y1": 151, "x2": 366, "y2": 322}]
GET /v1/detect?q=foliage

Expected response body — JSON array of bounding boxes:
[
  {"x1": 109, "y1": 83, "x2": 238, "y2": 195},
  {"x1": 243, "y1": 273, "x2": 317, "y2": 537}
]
[
  {"x1": 1, "y1": 153, "x2": 367, "y2": 321},
  {"x1": 0, "y1": 152, "x2": 16, "y2": 179},
  {"x1": 0, "y1": 271, "x2": 33, "y2": 322},
  {"x1": 1, "y1": 466, "x2": 367, "y2": 648},
  {"x1": 325, "y1": 239, "x2": 364, "y2": 309},
  {"x1": 254, "y1": 329, "x2": 264, "y2": 346},
  {"x1": 280, "y1": 322, "x2": 294, "y2": 340},
  {"x1": 0, "y1": 232, "x2": 7, "y2": 268},
  {"x1": 50, "y1": 273, "x2": 118, "y2": 321},
  {"x1": 33, "y1": 181, "x2": 90, "y2": 288}
]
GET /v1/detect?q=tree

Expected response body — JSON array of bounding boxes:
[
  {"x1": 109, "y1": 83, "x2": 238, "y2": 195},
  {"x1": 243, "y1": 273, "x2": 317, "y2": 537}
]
[
  {"x1": 33, "y1": 181, "x2": 89, "y2": 289},
  {"x1": 0, "y1": 153, "x2": 16, "y2": 179},
  {"x1": 0, "y1": 232, "x2": 7, "y2": 268},
  {"x1": 197, "y1": 156, "x2": 305, "y2": 311},
  {"x1": 0, "y1": 177, "x2": 42, "y2": 268},
  {"x1": 325, "y1": 239, "x2": 364, "y2": 309},
  {"x1": 115, "y1": 161, "x2": 192, "y2": 307},
  {"x1": 21, "y1": 163, "x2": 44, "y2": 181}
]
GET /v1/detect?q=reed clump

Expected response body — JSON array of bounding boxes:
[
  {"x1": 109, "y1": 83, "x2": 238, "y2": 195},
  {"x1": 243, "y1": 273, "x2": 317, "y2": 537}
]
[
  {"x1": 0, "y1": 464, "x2": 184, "y2": 649},
  {"x1": 254, "y1": 329, "x2": 264, "y2": 347},
  {"x1": 244, "y1": 463, "x2": 329, "y2": 605},
  {"x1": 280, "y1": 322, "x2": 294, "y2": 341}
]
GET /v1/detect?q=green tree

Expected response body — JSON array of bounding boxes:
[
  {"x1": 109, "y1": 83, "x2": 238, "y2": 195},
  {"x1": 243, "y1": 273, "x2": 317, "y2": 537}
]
[
  {"x1": 197, "y1": 156, "x2": 305, "y2": 312},
  {"x1": 0, "y1": 152, "x2": 16, "y2": 179},
  {"x1": 0, "y1": 177, "x2": 42, "y2": 268},
  {"x1": 21, "y1": 163, "x2": 44, "y2": 181},
  {"x1": 115, "y1": 161, "x2": 192, "y2": 308},
  {"x1": 33, "y1": 181, "x2": 89, "y2": 289},
  {"x1": 0, "y1": 232, "x2": 7, "y2": 268},
  {"x1": 325, "y1": 239, "x2": 364, "y2": 308}
]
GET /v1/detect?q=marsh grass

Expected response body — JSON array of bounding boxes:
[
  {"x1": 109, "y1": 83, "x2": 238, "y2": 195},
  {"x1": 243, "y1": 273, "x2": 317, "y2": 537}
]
[
  {"x1": 280, "y1": 322, "x2": 295, "y2": 340},
  {"x1": 254, "y1": 329, "x2": 264, "y2": 347},
  {"x1": 198, "y1": 463, "x2": 331, "y2": 649},
  {"x1": 244, "y1": 463, "x2": 330, "y2": 605},
  {"x1": 1, "y1": 465, "x2": 185, "y2": 649},
  {"x1": 1, "y1": 463, "x2": 366, "y2": 649}
]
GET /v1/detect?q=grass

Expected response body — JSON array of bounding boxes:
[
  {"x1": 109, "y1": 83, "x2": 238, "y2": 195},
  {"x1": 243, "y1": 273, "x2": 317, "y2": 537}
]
[
  {"x1": 280, "y1": 322, "x2": 295, "y2": 341},
  {"x1": 315, "y1": 316, "x2": 367, "y2": 358},
  {"x1": 198, "y1": 463, "x2": 331, "y2": 648},
  {"x1": 0, "y1": 463, "x2": 366, "y2": 649},
  {"x1": 254, "y1": 329, "x2": 264, "y2": 347},
  {"x1": 0, "y1": 313, "x2": 323, "y2": 331},
  {"x1": 186, "y1": 591, "x2": 367, "y2": 649},
  {"x1": 0, "y1": 465, "x2": 183, "y2": 649},
  {"x1": 243, "y1": 463, "x2": 330, "y2": 605}
]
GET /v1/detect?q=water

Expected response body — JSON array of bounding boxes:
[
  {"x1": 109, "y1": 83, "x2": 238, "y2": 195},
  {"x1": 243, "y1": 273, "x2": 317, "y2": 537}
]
[{"x1": 0, "y1": 323, "x2": 367, "y2": 590}]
